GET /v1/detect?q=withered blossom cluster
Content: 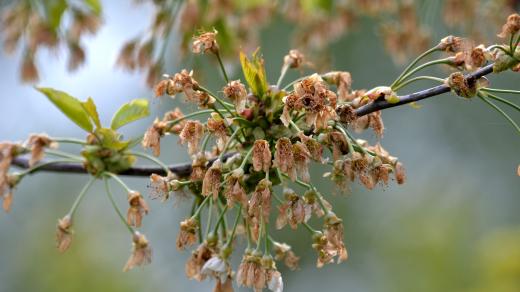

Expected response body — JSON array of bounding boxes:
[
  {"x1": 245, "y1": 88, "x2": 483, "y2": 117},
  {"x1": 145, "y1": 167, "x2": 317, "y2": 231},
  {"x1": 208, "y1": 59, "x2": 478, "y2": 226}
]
[
  {"x1": 2, "y1": 0, "x2": 513, "y2": 85},
  {"x1": 0, "y1": 0, "x2": 101, "y2": 82},
  {"x1": 1, "y1": 12, "x2": 519, "y2": 292}
]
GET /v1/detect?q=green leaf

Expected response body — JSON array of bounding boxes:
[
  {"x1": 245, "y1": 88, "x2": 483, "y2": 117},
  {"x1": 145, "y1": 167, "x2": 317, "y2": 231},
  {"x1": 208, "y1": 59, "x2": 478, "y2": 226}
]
[
  {"x1": 110, "y1": 99, "x2": 150, "y2": 130},
  {"x1": 81, "y1": 97, "x2": 101, "y2": 128},
  {"x1": 48, "y1": 0, "x2": 68, "y2": 30},
  {"x1": 36, "y1": 87, "x2": 93, "y2": 132},
  {"x1": 95, "y1": 128, "x2": 129, "y2": 150},
  {"x1": 84, "y1": 0, "x2": 102, "y2": 15},
  {"x1": 240, "y1": 49, "x2": 268, "y2": 97}
]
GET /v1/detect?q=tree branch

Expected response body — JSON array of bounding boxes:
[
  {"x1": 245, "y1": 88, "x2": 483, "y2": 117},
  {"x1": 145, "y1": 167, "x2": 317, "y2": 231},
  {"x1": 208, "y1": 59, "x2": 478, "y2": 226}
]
[
  {"x1": 11, "y1": 64, "x2": 495, "y2": 177},
  {"x1": 354, "y1": 64, "x2": 494, "y2": 116}
]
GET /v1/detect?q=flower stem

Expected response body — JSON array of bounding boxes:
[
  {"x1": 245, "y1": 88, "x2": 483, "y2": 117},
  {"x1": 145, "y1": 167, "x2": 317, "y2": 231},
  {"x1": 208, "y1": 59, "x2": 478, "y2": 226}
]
[
  {"x1": 482, "y1": 92, "x2": 520, "y2": 112},
  {"x1": 104, "y1": 177, "x2": 134, "y2": 234},
  {"x1": 478, "y1": 93, "x2": 520, "y2": 135},
  {"x1": 165, "y1": 109, "x2": 214, "y2": 127},
  {"x1": 104, "y1": 172, "x2": 132, "y2": 192},
  {"x1": 68, "y1": 176, "x2": 96, "y2": 217},
  {"x1": 239, "y1": 147, "x2": 254, "y2": 169},
  {"x1": 205, "y1": 197, "x2": 214, "y2": 237},
  {"x1": 277, "y1": 64, "x2": 289, "y2": 88},
  {"x1": 19, "y1": 159, "x2": 78, "y2": 176},
  {"x1": 45, "y1": 149, "x2": 83, "y2": 161},
  {"x1": 390, "y1": 46, "x2": 440, "y2": 89},
  {"x1": 392, "y1": 76, "x2": 445, "y2": 92},
  {"x1": 218, "y1": 127, "x2": 243, "y2": 161},
  {"x1": 215, "y1": 51, "x2": 230, "y2": 83},
  {"x1": 129, "y1": 151, "x2": 170, "y2": 174},
  {"x1": 225, "y1": 204, "x2": 243, "y2": 247},
  {"x1": 481, "y1": 88, "x2": 520, "y2": 96},
  {"x1": 52, "y1": 138, "x2": 87, "y2": 145},
  {"x1": 393, "y1": 58, "x2": 451, "y2": 89}
]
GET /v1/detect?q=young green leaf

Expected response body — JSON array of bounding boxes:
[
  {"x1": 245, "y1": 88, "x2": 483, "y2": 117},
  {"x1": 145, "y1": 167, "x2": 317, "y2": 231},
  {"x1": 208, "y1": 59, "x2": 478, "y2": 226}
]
[
  {"x1": 81, "y1": 97, "x2": 102, "y2": 128},
  {"x1": 110, "y1": 99, "x2": 150, "y2": 130},
  {"x1": 47, "y1": 0, "x2": 68, "y2": 30},
  {"x1": 240, "y1": 50, "x2": 268, "y2": 97},
  {"x1": 36, "y1": 87, "x2": 93, "y2": 132}
]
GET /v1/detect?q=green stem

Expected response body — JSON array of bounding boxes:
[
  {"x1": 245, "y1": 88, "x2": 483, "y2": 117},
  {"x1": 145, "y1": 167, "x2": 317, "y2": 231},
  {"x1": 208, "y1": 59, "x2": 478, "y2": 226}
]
[
  {"x1": 225, "y1": 204, "x2": 243, "y2": 246},
  {"x1": 481, "y1": 88, "x2": 520, "y2": 95},
  {"x1": 277, "y1": 64, "x2": 289, "y2": 88},
  {"x1": 393, "y1": 58, "x2": 451, "y2": 89},
  {"x1": 205, "y1": 197, "x2": 214, "y2": 237},
  {"x1": 478, "y1": 93, "x2": 520, "y2": 135},
  {"x1": 104, "y1": 172, "x2": 131, "y2": 192},
  {"x1": 129, "y1": 151, "x2": 170, "y2": 174},
  {"x1": 165, "y1": 109, "x2": 214, "y2": 127},
  {"x1": 244, "y1": 217, "x2": 252, "y2": 249},
  {"x1": 199, "y1": 86, "x2": 235, "y2": 117},
  {"x1": 212, "y1": 204, "x2": 229, "y2": 235},
  {"x1": 201, "y1": 134, "x2": 211, "y2": 152},
  {"x1": 264, "y1": 220, "x2": 270, "y2": 255},
  {"x1": 393, "y1": 76, "x2": 445, "y2": 92},
  {"x1": 19, "y1": 159, "x2": 78, "y2": 176},
  {"x1": 45, "y1": 149, "x2": 83, "y2": 161},
  {"x1": 53, "y1": 138, "x2": 87, "y2": 145},
  {"x1": 482, "y1": 92, "x2": 520, "y2": 112},
  {"x1": 239, "y1": 147, "x2": 254, "y2": 169},
  {"x1": 302, "y1": 222, "x2": 318, "y2": 234},
  {"x1": 192, "y1": 195, "x2": 211, "y2": 218},
  {"x1": 255, "y1": 209, "x2": 265, "y2": 253},
  {"x1": 390, "y1": 46, "x2": 440, "y2": 89},
  {"x1": 68, "y1": 176, "x2": 96, "y2": 217},
  {"x1": 104, "y1": 178, "x2": 134, "y2": 234},
  {"x1": 289, "y1": 120, "x2": 301, "y2": 132},
  {"x1": 218, "y1": 127, "x2": 243, "y2": 161},
  {"x1": 215, "y1": 51, "x2": 229, "y2": 83}
]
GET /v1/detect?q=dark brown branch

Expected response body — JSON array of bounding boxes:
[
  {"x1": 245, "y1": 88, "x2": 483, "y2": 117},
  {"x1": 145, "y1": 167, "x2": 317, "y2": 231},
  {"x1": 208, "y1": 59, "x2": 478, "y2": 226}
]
[
  {"x1": 12, "y1": 152, "x2": 236, "y2": 177},
  {"x1": 11, "y1": 64, "x2": 495, "y2": 177},
  {"x1": 354, "y1": 64, "x2": 494, "y2": 116}
]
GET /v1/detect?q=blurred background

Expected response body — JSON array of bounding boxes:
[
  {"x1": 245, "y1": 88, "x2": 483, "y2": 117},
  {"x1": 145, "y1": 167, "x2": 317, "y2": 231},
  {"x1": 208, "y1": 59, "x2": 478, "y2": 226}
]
[{"x1": 0, "y1": 1, "x2": 519, "y2": 291}]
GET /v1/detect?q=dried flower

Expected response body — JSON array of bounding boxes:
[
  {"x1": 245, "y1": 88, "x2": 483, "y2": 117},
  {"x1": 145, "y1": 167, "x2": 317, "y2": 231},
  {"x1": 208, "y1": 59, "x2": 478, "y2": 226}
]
[
  {"x1": 179, "y1": 120, "x2": 205, "y2": 155},
  {"x1": 394, "y1": 161, "x2": 406, "y2": 184},
  {"x1": 56, "y1": 215, "x2": 73, "y2": 253},
  {"x1": 207, "y1": 115, "x2": 229, "y2": 150},
  {"x1": 156, "y1": 70, "x2": 199, "y2": 99},
  {"x1": 267, "y1": 269, "x2": 283, "y2": 292},
  {"x1": 438, "y1": 35, "x2": 464, "y2": 53},
  {"x1": 223, "y1": 168, "x2": 247, "y2": 208},
  {"x1": 191, "y1": 152, "x2": 208, "y2": 181},
  {"x1": 200, "y1": 256, "x2": 229, "y2": 281},
  {"x1": 123, "y1": 231, "x2": 152, "y2": 271},
  {"x1": 292, "y1": 142, "x2": 311, "y2": 182},
  {"x1": 186, "y1": 243, "x2": 214, "y2": 281},
  {"x1": 298, "y1": 132, "x2": 323, "y2": 162},
  {"x1": 273, "y1": 241, "x2": 300, "y2": 271},
  {"x1": 214, "y1": 276, "x2": 233, "y2": 292},
  {"x1": 148, "y1": 173, "x2": 171, "y2": 201},
  {"x1": 21, "y1": 52, "x2": 38, "y2": 82},
  {"x1": 202, "y1": 160, "x2": 222, "y2": 199},
  {"x1": 322, "y1": 71, "x2": 352, "y2": 101},
  {"x1": 192, "y1": 30, "x2": 219, "y2": 54},
  {"x1": 248, "y1": 178, "x2": 272, "y2": 223},
  {"x1": 223, "y1": 80, "x2": 248, "y2": 113},
  {"x1": 25, "y1": 134, "x2": 55, "y2": 166},
  {"x1": 116, "y1": 40, "x2": 137, "y2": 70},
  {"x1": 446, "y1": 71, "x2": 476, "y2": 98},
  {"x1": 177, "y1": 217, "x2": 199, "y2": 250},
  {"x1": 283, "y1": 49, "x2": 304, "y2": 69},
  {"x1": 252, "y1": 139, "x2": 272, "y2": 173},
  {"x1": 498, "y1": 13, "x2": 520, "y2": 38},
  {"x1": 142, "y1": 119, "x2": 167, "y2": 156},
  {"x1": 127, "y1": 191, "x2": 149, "y2": 228},
  {"x1": 276, "y1": 188, "x2": 307, "y2": 230},
  {"x1": 274, "y1": 138, "x2": 296, "y2": 180},
  {"x1": 236, "y1": 252, "x2": 265, "y2": 290}
]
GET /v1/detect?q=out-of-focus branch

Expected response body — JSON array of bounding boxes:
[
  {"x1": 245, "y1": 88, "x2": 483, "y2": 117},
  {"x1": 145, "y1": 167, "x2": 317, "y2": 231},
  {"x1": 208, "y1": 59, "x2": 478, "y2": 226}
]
[{"x1": 11, "y1": 64, "x2": 495, "y2": 177}]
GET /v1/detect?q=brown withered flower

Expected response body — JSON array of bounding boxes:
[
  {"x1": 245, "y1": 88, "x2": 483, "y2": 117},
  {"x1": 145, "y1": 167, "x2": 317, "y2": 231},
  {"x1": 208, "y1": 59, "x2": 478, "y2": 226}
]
[
  {"x1": 273, "y1": 241, "x2": 300, "y2": 271},
  {"x1": 236, "y1": 252, "x2": 265, "y2": 290},
  {"x1": 26, "y1": 134, "x2": 56, "y2": 166},
  {"x1": 274, "y1": 138, "x2": 296, "y2": 180},
  {"x1": 303, "y1": 189, "x2": 330, "y2": 219},
  {"x1": 192, "y1": 30, "x2": 219, "y2": 54},
  {"x1": 327, "y1": 131, "x2": 350, "y2": 161},
  {"x1": 179, "y1": 120, "x2": 205, "y2": 155},
  {"x1": 186, "y1": 243, "x2": 215, "y2": 281},
  {"x1": 148, "y1": 173, "x2": 171, "y2": 201},
  {"x1": 323, "y1": 212, "x2": 348, "y2": 263},
  {"x1": 190, "y1": 152, "x2": 208, "y2": 182},
  {"x1": 142, "y1": 118, "x2": 167, "y2": 156},
  {"x1": 446, "y1": 71, "x2": 476, "y2": 98},
  {"x1": 202, "y1": 160, "x2": 222, "y2": 199},
  {"x1": 248, "y1": 178, "x2": 272, "y2": 223},
  {"x1": 56, "y1": 215, "x2": 73, "y2": 253},
  {"x1": 207, "y1": 115, "x2": 229, "y2": 150},
  {"x1": 123, "y1": 231, "x2": 152, "y2": 272},
  {"x1": 394, "y1": 161, "x2": 406, "y2": 184},
  {"x1": 276, "y1": 188, "x2": 307, "y2": 230},
  {"x1": 177, "y1": 217, "x2": 199, "y2": 250},
  {"x1": 438, "y1": 35, "x2": 464, "y2": 53},
  {"x1": 116, "y1": 40, "x2": 138, "y2": 70},
  {"x1": 127, "y1": 191, "x2": 149, "y2": 228},
  {"x1": 156, "y1": 70, "x2": 200, "y2": 99},
  {"x1": 322, "y1": 71, "x2": 352, "y2": 101},
  {"x1": 283, "y1": 49, "x2": 304, "y2": 69},
  {"x1": 223, "y1": 168, "x2": 247, "y2": 208},
  {"x1": 292, "y1": 142, "x2": 311, "y2": 182},
  {"x1": 298, "y1": 132, "x2": 323, "y2": 162},
  {"x1": 162, "y1": 108, "x2": 186, "y2": 134},
  {"x1": 21, "y1": 52, "x2": 39, "y2": 82},
  {"x1": 223, "y1": 80, "x2": 248, "y2": 113},
  {"x1": 498, "y1": 13, "x2": 520, "y2": 38},
  {"x1": 252, "y1": 139, "x2": 272, "y2": 173}
]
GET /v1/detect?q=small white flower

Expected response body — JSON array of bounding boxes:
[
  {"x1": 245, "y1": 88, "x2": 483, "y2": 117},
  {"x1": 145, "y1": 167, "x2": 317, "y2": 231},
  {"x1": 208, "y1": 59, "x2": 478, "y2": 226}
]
[
  {"x1": 268, "y1": 271, "x2": 283, "y2": 292},
  {"x1": 201, "y1": 256, "x2": 227, "y2": 281}
]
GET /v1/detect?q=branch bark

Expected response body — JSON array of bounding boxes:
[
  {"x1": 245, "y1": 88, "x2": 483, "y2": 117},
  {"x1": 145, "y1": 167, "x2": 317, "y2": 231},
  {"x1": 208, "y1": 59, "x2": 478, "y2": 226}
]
[{"x1": 11, "y1": 64, "x2": 495, "y2": 177}]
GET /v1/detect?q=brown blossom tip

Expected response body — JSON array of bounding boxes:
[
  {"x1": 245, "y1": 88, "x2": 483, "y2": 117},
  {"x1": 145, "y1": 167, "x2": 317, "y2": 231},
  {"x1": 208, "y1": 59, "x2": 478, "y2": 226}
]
[
  {"x1": 192, "y1": 29, "x2": 219, "y2": 54},
  {"x1": 124, "y1": 232, "x2": 152, "y2": 272},
  {"x1": 252, "y1": 139, "x2": 272, "y2": 173},
  {"x1": 498, "y1": 13, "x2": 520, "y2": 38},
  {"x1": 438, "y1": 36, "x2": 464, "y2": 53},
  {"x1": 283, "y1": 49, "x2": 304, "y2": 69},
  {"x1": 27, "y1": 134, "x2": 56, "y2": 166},
  {"x1": 179, "y1": 120, "x2": 205, "y2": 155},
  {"x1": 201, "y1": 160, "x2": 222, "y2": 199},
  {"x1": 445, "y1": 72, "x2": 476, "y2": 98},
  {"x1": 148, "y1": 173, "x2": 171, "y2": 201},
  {"x1": 223, "y1": 80, "x2": 247, "y2": 112},
  {"x1": 56, "y1": 215, "x2": 73, "y2": 253},
  {"x1": 127, "y1": 191, "x2": 149, "y2": 228},
  {"x1": 177, "y1": 217, "x2": 199, "y2": 250}
]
